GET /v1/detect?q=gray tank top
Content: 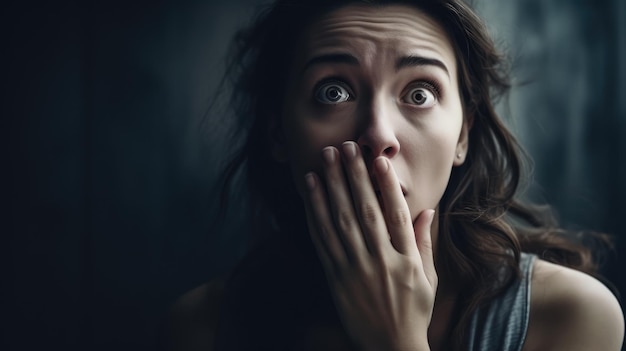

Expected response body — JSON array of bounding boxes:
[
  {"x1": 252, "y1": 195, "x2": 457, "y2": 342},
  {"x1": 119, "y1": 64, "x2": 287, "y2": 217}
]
[{"x1": 467, "y1": 253, "x2": 536, "y2": 351}]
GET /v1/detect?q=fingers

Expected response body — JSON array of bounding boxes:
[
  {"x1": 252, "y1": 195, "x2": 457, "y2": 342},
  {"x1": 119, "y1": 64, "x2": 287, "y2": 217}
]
[
  {"x1": 305, "y1": 142, "x2": 435, "y2": 267},
  {"x1": 303, "y1": 172, "x2": 348, "y2": 274},
  {"x1": 321, "y1": 147, "x2": 369, "y2": 260},
  {"x1": 339, "y1": 142, "x2": 390, "y2": 257},
  {"x1": 413, "y1": 209, "x2": 437, "y2": 286},
  {"x1": 373, "y1": 156, "x2": 417, "y2": 256},
  {"x1": 303, "y1": 142, "x2": 389, "y2": 270}
]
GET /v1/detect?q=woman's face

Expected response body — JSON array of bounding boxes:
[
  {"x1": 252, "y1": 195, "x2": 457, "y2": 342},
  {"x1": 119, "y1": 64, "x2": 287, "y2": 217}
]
[{"x1": 274, "y1": 4, "x2": 469, "y2": 224}]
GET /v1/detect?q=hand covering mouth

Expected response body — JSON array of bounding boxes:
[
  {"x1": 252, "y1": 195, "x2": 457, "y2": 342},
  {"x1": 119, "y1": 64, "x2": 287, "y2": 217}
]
[{"x1": 371, "y1": 178, "x2": 408, "y2": 196}]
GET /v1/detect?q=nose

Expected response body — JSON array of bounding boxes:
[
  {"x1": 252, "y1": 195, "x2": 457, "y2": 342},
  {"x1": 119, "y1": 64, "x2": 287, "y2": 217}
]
[{"x1": 356, "y1": 104, "x2": 401, "y2": 162}]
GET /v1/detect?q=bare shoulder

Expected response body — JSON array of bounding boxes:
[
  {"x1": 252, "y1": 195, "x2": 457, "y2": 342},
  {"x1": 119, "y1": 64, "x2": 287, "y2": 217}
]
[
  {"x1": 164, "y1": 280, "x2": 225, "y2": 351},
  {"x1": 523, "y1": 259, "x2": 624, "y2": 351}
]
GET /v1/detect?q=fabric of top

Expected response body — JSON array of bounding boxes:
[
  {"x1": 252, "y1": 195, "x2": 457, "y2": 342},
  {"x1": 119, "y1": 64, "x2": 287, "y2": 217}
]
[{"x1": 466, "y1": 253, "x2": 536, "y2": 351}]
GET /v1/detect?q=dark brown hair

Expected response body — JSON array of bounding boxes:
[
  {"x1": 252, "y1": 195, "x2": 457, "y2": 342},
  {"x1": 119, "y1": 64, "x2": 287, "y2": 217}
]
[{"x1": 214, "y1": 0, "x2": 610, "y2": 348}]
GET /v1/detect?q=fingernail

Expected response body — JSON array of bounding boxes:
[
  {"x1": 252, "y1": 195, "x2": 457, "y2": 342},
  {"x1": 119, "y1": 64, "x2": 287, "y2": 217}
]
[
  {"x1": 342, "y1": 141, "x2": 357, "y2": 160},
  {"x1": 322, "y1": 147, "x2": 335, "y2": 165},
  {"x1": 375, "y1": 157, "x2": 388, "y2": 173},
  {"x1": 305, "y1": 172, "x2": 316, "y2": 190}
]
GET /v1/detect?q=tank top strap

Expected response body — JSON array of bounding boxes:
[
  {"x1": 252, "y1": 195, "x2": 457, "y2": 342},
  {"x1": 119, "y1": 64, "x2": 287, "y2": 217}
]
[{"x1": 466, "y1": 253, "x2": 537, "y2": 351}]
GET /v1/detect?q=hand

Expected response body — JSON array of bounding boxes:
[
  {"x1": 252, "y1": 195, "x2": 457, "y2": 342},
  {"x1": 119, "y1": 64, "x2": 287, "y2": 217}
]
[{"x1": 302, "y1": 141, "x2": 437, "y2": 351}]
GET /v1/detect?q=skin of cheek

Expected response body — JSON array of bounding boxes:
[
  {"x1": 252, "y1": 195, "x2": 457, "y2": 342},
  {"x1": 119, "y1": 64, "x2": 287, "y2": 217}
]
[
  {"x1": 394, "y1": 118, "x2": 462, "y2": 220},
  {"x1": 399, "y1": 141, "x2": 446, "y2": 217},
  {"x1": 395, "y1": 119, "x2": 462, "y2": 258}
]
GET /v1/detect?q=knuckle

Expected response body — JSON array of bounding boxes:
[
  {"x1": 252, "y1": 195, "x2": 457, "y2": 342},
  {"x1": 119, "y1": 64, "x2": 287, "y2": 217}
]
[
  {"x1": 388, "y1": 209, "x2": 411, "y2": 227},
  {"x1": 336, "y1": 210, "x2": 354, "y2": 232},
  {"x1": 420, "y1": 240, "x2": 433, "y2": 252},
  {"x1": 358, "y1": 202, "x2": 380, "y2": 225}
]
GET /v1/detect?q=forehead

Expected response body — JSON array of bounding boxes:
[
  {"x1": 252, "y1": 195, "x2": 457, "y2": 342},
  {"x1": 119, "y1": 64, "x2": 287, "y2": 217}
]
[{"x1": 293, "y1": 4, "x2": 457, "y2": 74}]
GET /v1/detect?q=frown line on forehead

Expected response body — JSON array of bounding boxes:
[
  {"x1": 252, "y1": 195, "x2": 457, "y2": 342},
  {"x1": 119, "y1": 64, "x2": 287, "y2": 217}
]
[{"x1": 301, "y1": 52, "x2": 450, "y2": 78}]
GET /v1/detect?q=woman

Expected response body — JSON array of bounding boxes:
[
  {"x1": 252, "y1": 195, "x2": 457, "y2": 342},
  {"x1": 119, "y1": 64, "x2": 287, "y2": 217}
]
[{"x1": 167, "y1": 0, "x2": 624, "y2": 350}]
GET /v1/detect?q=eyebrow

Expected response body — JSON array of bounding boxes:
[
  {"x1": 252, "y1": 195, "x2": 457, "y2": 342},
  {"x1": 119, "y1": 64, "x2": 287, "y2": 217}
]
[
  {"x1": 301, "y1": 53, "x2": 450, "y2": 78},
  {"x1": 301, "y1": 53, "x2": 359, "y2": 73},
  {"x1": 396, "y1": 55, "x2": 450, "y2": 78}
]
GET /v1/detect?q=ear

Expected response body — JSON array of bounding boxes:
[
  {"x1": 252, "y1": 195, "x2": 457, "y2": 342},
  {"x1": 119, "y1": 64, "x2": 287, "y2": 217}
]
[
  {"x1": 453, "y1": 114, "x2": 473, "y2": 166},
  {"x1": 269, "y1": 114, "x2": 289, "y2": 162}
]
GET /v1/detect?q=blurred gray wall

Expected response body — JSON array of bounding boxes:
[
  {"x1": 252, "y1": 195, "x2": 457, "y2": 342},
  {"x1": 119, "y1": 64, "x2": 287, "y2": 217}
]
[
  {"x1": 5, "y1": 0, "x2": 625, "y2": 350},
  {"x1": 475, "y1": 0, "x2": 626, "y2": 233}
]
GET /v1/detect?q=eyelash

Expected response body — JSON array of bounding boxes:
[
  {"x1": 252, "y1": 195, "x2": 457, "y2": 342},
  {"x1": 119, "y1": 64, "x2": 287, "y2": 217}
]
[
  {"x1": 409, "y1": 79, "x2": 442, "y2": 99},
  {"x1": 313, "y1": 76, "x2": 354, "y2": 94}
]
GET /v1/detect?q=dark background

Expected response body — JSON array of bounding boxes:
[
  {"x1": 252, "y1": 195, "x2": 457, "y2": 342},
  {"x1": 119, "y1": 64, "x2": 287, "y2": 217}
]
[{"x1": 4, "y1": 0, "x2": 625, "y2": 350}]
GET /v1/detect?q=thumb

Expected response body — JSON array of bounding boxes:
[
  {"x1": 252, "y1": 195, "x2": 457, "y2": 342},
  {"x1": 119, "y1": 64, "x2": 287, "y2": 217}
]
[{"x1": 413, "y1": 209, "x2": 437, "y2": 287}]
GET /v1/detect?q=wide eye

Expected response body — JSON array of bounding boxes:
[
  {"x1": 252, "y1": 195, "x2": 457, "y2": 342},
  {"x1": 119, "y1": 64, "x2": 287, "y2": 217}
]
[
  {"x1": 315, "y1": 81, "x2": 351, "y2": 104},
  {"x1": 402, "y1": 84, "x2": 437, "y2": 108}
]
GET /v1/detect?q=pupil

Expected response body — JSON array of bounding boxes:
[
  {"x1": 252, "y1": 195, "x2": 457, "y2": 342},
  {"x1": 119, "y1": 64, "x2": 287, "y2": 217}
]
[
  {"x1": 413, "y1": 91, "x2": 426, "y2": 104},
  {"x1": 327, "y1": 88, "x2": 341, "y2": 100}
]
